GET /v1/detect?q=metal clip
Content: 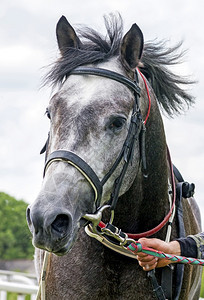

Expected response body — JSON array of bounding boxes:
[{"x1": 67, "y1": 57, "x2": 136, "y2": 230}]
[{"x1": 83, "y1": 205, "x2": 110, "y2": 234}]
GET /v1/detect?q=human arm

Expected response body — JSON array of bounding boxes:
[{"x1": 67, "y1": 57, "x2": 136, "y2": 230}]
[{"x1": 187, "y1": 232, "x2": 204, "y2": 259}]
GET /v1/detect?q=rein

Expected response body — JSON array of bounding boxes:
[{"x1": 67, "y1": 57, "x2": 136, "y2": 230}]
[{"x1": 97, "y1": 147, "x2": 176, "y2": 239}]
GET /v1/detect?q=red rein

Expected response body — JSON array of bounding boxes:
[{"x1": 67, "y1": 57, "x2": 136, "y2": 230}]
[{"x1": 98, "y1": 70, "x2": 176, "y2": 239}]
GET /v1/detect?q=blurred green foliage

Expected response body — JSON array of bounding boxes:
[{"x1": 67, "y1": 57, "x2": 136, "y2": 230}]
[
  {"x1": 201, "y1": 269, "x2": 204, "y2": 298},
  {"x1": 0, "y1": 192, "x2": 34, "y2": 259},
  {"x1": 7, "y1": 293, "x2": 31, "y2": 300}
]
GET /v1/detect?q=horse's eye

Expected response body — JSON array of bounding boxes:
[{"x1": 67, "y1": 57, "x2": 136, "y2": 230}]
[
  {"x1": 45, "y1": 108, "x2": 51, "y2": 119},
  {"x1": 108, "y1": 117, "x2": 126, "y2": 132}
]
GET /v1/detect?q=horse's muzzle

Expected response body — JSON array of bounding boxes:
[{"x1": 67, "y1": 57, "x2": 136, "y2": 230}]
[{"x1": 26, "y1": 204, "x2": 74, "y2": 254}]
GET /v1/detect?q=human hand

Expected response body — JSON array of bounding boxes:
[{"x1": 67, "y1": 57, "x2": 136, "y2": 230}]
[{"x1": 136, "y1": 238, "x2": 181, "y2": 271}]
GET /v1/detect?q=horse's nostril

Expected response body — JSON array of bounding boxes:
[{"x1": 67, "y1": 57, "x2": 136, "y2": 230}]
[{"x1": 51, "y1": 214, "x2": 70, "y2": 235}]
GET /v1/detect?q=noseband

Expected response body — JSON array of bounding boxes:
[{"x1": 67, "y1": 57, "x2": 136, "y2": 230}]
[{"x1": 43, "y1": 67, "x2": 148, "y2": 211}]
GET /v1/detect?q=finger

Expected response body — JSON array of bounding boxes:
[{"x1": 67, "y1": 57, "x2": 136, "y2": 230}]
[
  {"x1": 137, "y1": 257, "x2": 158, "y2": 271},
  {"x1": 137, "y1": 254, "x2": 158, "y2": 263},
  {"x1": 142, "y1": 261, "x2": 158, "y2": 271},
  {"x1": 138, "y1": 257, "x2": 158, "y2": 267},
  {"x1": 136, "y1": 252, "x2": 148, "y2": 258},
  {"x1": 156, "y1": 259, "x2": 170, "y2": 268}
]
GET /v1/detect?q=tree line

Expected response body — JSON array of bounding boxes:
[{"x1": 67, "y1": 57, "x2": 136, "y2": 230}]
[{"x1": 0, "y1": 192, "x2": 34, "y2": 260}]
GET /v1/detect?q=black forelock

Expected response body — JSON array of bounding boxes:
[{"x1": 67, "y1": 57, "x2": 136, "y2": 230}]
[{"x1": 45, "y1": 13, "x2": 123, "y2": 87}]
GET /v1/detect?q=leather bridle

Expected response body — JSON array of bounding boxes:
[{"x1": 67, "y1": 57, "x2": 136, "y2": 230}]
[
  {"x1": 42, "y1": 66, "x2": 175, "y2": 239},
  {"x1": 43, "y1": 66, "x2": 148, "y2": 211}
]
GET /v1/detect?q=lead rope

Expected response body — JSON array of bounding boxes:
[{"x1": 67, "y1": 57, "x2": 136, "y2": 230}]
[
  {"x1": 127, "y1": 242, "x2": 204, "y2": 266},
  {"x1": 35, "y1": 251, "x2": 50, "y2": 300}
]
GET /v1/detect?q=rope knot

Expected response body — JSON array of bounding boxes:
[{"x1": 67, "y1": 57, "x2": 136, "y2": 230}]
[{"x1": 128, "y1": 241, "x2": 143, "y2": 253}]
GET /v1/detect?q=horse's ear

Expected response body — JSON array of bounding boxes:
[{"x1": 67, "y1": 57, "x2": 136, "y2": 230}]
[
  {"x1": 120, "y1": 23, "x2": 144, "y2": 71},
  {"x1": 56, "y1": 16, "x2": 81, "y2": 54}
]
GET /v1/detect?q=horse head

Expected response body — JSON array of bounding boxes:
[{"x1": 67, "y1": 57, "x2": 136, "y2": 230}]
[{"x1": 26, "y1": 16, "x2": 151, "y2": 255}]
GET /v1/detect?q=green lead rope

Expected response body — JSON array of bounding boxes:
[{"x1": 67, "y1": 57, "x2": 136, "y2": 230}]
[{"x1": 127, "y1": 242, "x2": 204, "y2": 266}]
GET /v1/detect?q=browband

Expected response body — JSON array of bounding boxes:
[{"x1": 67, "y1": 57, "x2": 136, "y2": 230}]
[{"x1": 70, "y1": 67, "x2": 141, "y2": 95}]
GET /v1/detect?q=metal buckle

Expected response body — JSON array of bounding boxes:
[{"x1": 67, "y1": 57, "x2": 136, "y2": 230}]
[
  {"x1": 101, "y1": 225, "x2": 128, "y2": 246},
  {"x1": 83, "y1": 205, "x2": 111, "y2": 234},
  {"x1": 84, "y1": 206, "x2": 138, "y2": 252}
]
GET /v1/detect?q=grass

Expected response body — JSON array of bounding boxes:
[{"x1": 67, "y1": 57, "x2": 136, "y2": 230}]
[
  {"x1": 200, "y1": 269, "x2": 204, "y2": 298},
  {"x1": 7, "y1": 293, "x2": 31, "y2": 300}
]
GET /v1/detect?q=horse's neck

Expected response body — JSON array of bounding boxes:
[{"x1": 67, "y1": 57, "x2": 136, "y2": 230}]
[{"x1": 114, "y1": 103, "x2": 170, "y2": 238}]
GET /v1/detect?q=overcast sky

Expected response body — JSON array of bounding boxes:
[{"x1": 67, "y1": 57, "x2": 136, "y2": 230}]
[{"x1": 0, "y1": 0, "x2": 203, "y2": 228}]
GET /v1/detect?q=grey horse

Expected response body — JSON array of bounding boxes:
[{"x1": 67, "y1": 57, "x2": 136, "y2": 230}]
[{"x1": 27, "y1": 14, "x2": 202, "y2": 299}]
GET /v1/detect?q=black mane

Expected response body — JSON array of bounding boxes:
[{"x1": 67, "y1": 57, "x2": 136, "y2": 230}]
[
  {"x1": 45, "y1": 14, "x2": 195, "y2": 116},
  {"x1": 141, "y1": 41, "x2": 195, "y2": 115}
]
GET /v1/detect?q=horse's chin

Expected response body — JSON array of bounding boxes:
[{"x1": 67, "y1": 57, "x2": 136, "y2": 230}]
[
  {"x1": 54, "y1": 232, "x2": 80, "y2": 256},
  {"x1": 33, "y1": 224, "x2": 80, "y2": 256},
  {"x1": 52, "y1": 242, "x2": 73, "y2": 256}
]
